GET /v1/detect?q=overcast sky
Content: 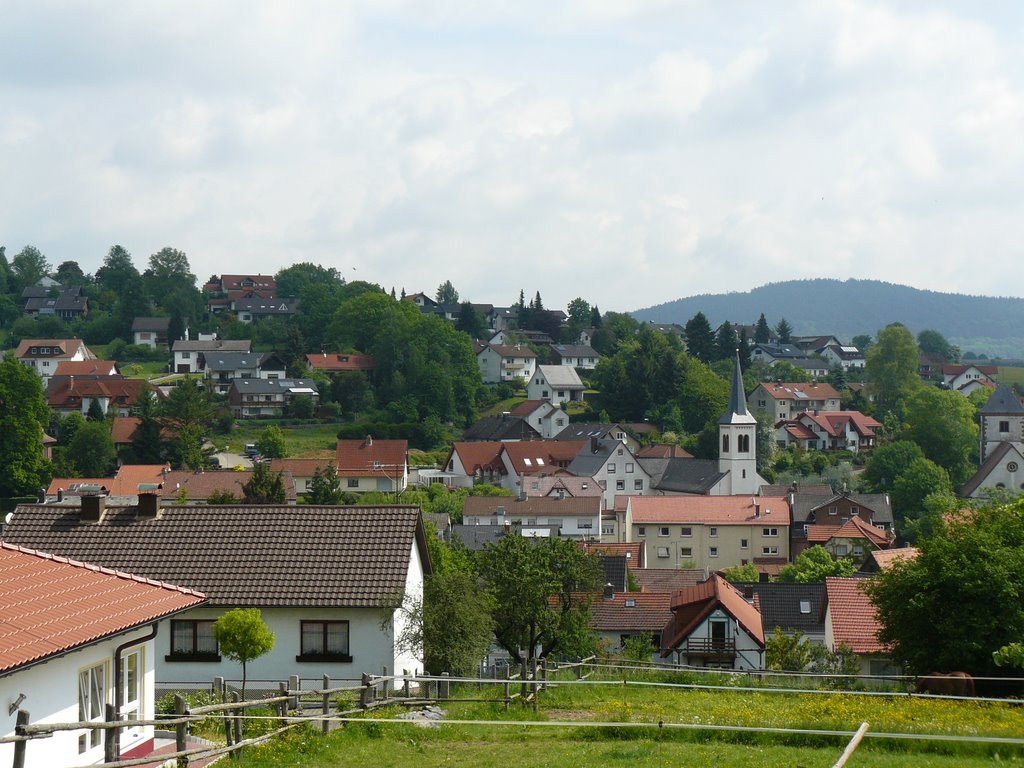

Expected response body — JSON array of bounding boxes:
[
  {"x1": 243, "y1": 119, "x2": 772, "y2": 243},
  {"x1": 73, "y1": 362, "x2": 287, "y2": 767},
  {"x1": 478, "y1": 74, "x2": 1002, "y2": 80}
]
[{"x1": 2, "y1": 2, "x2": 1023, "y2": 314}]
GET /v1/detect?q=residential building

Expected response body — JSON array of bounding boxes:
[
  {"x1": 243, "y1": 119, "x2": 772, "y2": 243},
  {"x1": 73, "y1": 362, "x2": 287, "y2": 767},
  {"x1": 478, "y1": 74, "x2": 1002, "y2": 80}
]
[
  {"x1": 443, "y1": 442, "x2": 506, "y2": 487},
  {"x1": 624, "y1": 495, "x2": 791, "y2": 571},
  {"x1": 131, "y1": 317, "x2": 173, "y2": 349},
  {"x1": 792, "y1": 335, "x2": 843, "y2": 353},
  {"x1": 590, "y1": 591, "x2": 672, "y2": 660},
  {"x1": 304, "y1": 353, "x2": 376, "y2": 374},
  {"x1": 336, "y1": 436, "x2": 408, "y2": 494},
  {"x1": 462, "y1": 414, "x2": 541, "y2": 442},
  {"x1": 789, "y1": 491, "x2": 893, "y2": 557},
  {"x1": 233, "y1": 297, "x2": 299, "y2": 323},
  {"x1": 740, "y1": 582, "x2": 827, "y2": 645},
  {"x1": 942, "y1": 364, "x2": 998, "y2": 395},
  {"x1": 527, "y1": 365, "x2": 585, "y2": 406},
  {"x1": 45, "y1": 465, "x2": 171, "y2": 504},
  {"x1": 567, "y1": 438, "x2": 651, "y2": 508},
  {"x1": 775, "y1": 410, "x2": 882, "y2": 453},
  {"x1": 748, "y1": 382, "x2": 842, "y2": 423},
  {"x1": 268, "y1": 458, "x2": 336, "y2": 496},
  {"x1": 160, "y1": 470, "x2": 298, "y2": 505},
  {"x1": 204, "y1": 351, "x2": 287, "y2": 395},
  {"x1": 499, "y1": 440, "x2": 587, "y2": 494},
  {"x1": 476, "y1": 344, "x2": 537, "y2": 384},
  {"x1": 2, "y1": 501, "x2": 431, "y2": 690},
  {"x1": 660, "y1": 575, "x2": 765, "y2": 670},
  {"x1": 510, "y1": 399, "x2": 567, "y2": 438},
  {"x1": 522, "y1": 476, "x2": 605, "y2": 504},
  {"x1": 0, "y1": 543, "x2": 204, "y2": 766},
  {"x1": 47, "y1": 376, "x2": 154, "y2": 418},
  {"x1": 227, "y1": 378, "x2": 319, "y2": 418},
  {"x1": 172, "y1": 339, "x2": 251, "y2": 374},
  {"x1": 823, "y1": 577, "x2": 898, "y2": 676},
  {"x1": 22, "y1": 285, "x2": 89, "y2": 321},
  {"x1": 555, "y1": 423, "x2": 641, "y2": 453},
  {"x1": 14, "y1": 339, "x2": 95, "y2": 381},
  {"x1": 203, "y1": 274, "x2": 277, "y2": 294},
  {"x1": 461, "y1": 496, "x2": 602, "y2": 539},
  {"x1": 806, "y1": 516, "x2": 893, "y2": 566},
  {"x1": 549, "y1": 344, "x2": 600, "y2": 370},
  {"x1": 819, "y1": 344, "x2": 865, "y2": 370}
]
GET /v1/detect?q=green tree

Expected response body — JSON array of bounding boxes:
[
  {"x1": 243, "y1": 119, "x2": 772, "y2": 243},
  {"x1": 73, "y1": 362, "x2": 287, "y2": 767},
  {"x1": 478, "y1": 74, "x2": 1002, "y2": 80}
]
[
  {"x1": 766, "y1": 628, "x2": 813, "y2": 671},
  {"x1": 242, "y1": 461, "x2": 287, "y2": 503},
  {"x1": 714, "y1": 321, "x2": 737, "y2": 361},
  {"x1": 478, "y1": 536, "x2": 600, "y2": 663},
  {"x1": 621, "y1": 632, "x2": 657, "y2": 661},
  {"x1": 11, "y1": 245, "x2": 51, "y2": 290},
  {"x1": 721, "y1": 563, "x2": 760, "y2": 584},
  {"x1": 54, "y1": 260, "x2": 88, "y2": 286},
  {"x1": 86, "y1": 398, "x2": 106, "y2": 422},
  {"x1": 774, "y1": 318, "x2": 793, "y2": 344},
  {"x1": 307, "y1": 463, "x2": 343, "y2": 504},
  {"x1": 161, "y1": 380, "x2": 214, "y2": 470},
  {"x1": 754, "y1": 313, "x2": 772, "y2": 344},
  {"x1": 860, "y1": 440, "x2": 925, "y2": 493},
  {"x1": 455, "y1": 302, "x2": 486, "y2": 339},
  {"x1": 126, "y1": 385, "x2": 167, "y2": 464},
  {"x1": 566, "y1": 297, "x2": 590, "y2": 327},
  {"x1": 435, "y1": 280, "x2": 459, "y2": 304},
  {"x1": 994, "y1": 643, "x2": 1024, "y2": 670},
  {"x1": 0, "y1": 356, "x2": 52, "y2": 497},
  {"x1": 902, "y1": 388, "x2": 978, "y2": 486},
  {"x1": 255, "y1": 425, "x2": 287, "y2": 459},
  {"x1": 866, "y1": 323, "x2": 921, "y2": 416},
  {"x1": 207, "y1": 489, "x2": 240, "y2": 504},
  {"x1": 275, "y1": 262, "x2": 344, "y2": 299},
  {"x1": 776, "y1": 546, "x2": 856, "y2": 583},
  {"x1": 212, "y1": 608, "x2": 275, "y2": 700},
  {"x1": 422, "y1": 570, "x2": 496, "y2": 675},
  {"x1": 865, "y1": 499, "x2": 1024, "y2": 676},
  {"x1": 916, "y1": 329, "x2": 957, "y2": 362},
  {"x1": 95, "y1": 245, "x2": 141, "y2": 295},
  {"x1": 891, "y1": 457, "x2": 953, "y2": 537},
  {"x1": 68, "y1": 421, "x2": 117, "y2": 477},
  {"x1": 683, "y1": 312, "x2": 715, "y2": 363}
]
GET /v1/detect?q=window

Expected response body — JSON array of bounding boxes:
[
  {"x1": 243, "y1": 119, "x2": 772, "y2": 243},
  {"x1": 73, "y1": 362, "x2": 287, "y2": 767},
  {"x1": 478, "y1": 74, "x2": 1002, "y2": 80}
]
[
  {"x1": 298, "y1": 620, "x2": 351, "y2": 662},
  {"x1": 347, "y1": 478, "x2": 359, "y2": 488},
  {"x1": 762, "y1": 546, "x2": 778, "y2": 556},
  {"x1": 828, "y1": 506, "x2": 838, "y2": 516},
  {"x1": 851, "y1": 506, "x2": 859, "y2": 514},
  {"x1": 1000, "y1": 420, "x2": 1011, "y2": 433},
  {"x1": 634, "y1": 479, "x2": 643, "y2": 490},
  {"x1": 555, "y1": 418, "x2": 565, "y2": 427},
  {"x1": 656, "y1": 546, "x2": 670, "y2": 558},
  {"x1": 680, "y1": 527, "x2": 692, "y2": 537},
  {"x1": 637, "y1": 526, "x2": 646, "y2": 536},
  {"x1": 738, "y1": 434, "x2": 750, "y2": 453},
  {"x1": 762, "y1": 527, "x2": 778, "y2": 537},
  {"x1": 680, "y1": 547, "x2": 692, "y2": 558},
  {"x1": 602, "y1": 524, "x2": 614, "y2": 535},
  {"x1": 740, "y1": 538, "x2": 748, "y2": 549},
  {"x1": 78, "y1": 661, "x2": 108, "y2": 753},
  {"x1": 625, "y1": 463, "x2": 634, "y2": 473},
  {"x1": 616, "y1": 479, "x2": 625, "y2": 490},
  {"x1": 836, "y1": 544, "x2": 849, "y2": 556},
  {"x1": 709, "y1": 547, "x2": 719, "y2": 558},
  {"x1": 617, "y1": 448, "x2": 624, "y2": 455},
  {"x1": 120, "y1": 648, "x2": 142, "y2": 723},
  {"x1": 853, "y1": 545, "x2": 864, "y2": 557},
  {"x1": 721, "y1": 434, "x2": 729, "y2": 452},
  {"x1": 709, "y1": 527, "x2": 718, "y2": 537},
  {"x1": 607, "y1": 464, "x2": 616, "y2": 473},
  {"x1": 799, "y1": 600, "x2": 811, "y2": 614},
  {"x1": 169, "y1": 620, "x2": 219, "y2": 661},
  {"x1": 658, "y1": 526, "x2": 670, "y2": 537}
]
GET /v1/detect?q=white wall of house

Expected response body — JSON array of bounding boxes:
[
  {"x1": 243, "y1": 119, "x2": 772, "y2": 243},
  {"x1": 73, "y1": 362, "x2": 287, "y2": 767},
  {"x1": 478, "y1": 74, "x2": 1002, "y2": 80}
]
[
  {"x1": 672, "y1": 609, "x2": 763, "y2": 670},
  {"x1": 462, "y1": 512, "x2": 601, "y2": 539},
  {"x1": 0, "y1": 628, "x2": 157, "y2": 768},
  {"x1": 393, "y1": 540, "x2": 425, "y2": 676},
  {"x1": 593, "y1": 450, "x2": 650, "y2": 508}
]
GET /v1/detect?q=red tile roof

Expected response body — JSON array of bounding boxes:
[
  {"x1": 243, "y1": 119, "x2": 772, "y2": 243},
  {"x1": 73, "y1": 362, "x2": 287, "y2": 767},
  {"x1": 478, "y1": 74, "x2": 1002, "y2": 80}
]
[
  {"x1": 758, "y1": 382, "x2": 841, "y2": 401},
  {"x1": 269, "y1": 457, "x2": 336, "y2": 478},
  {"x1": 53, "y1": 359, "x2": 119, "y2": 376},
  {"x1": 825, "y1": 577, "x2": 889, "y2": 654},
  {"x1": 305, "y1": 353, "x2": 376, "y2": 372},
  {"x1": 501, "y1": 440, "x2": 587, "y2": 475},
  {"x1": 509, "y1": 400, "x2": 551, "y2": 417},
  {"x1": 942, "y1": 364, "x2": 998, "y2": 376},
  {"x1": 632, "y1": 568, "x2": 706, "y2": 593},
  {"x1": 807, "y1": 517, "x2": 891, "y2": 547},
  {"x1": 47, "y1": 377, "x2": 150, "y2": 409},
  {"x1": 161, "y1": 470, "x2": 297, "y2": 502},
  {"x1": 580, "y1": 542, "x2": 644, "y2": 568},
  {"x1": 47, "y1": 465, "x2": 171, "y2": 497},
  {"x1": 112, "y1": 416, "x2": 141, "y2": 444},
  {"x1": 630, "y1": 496, "x2": 790, "y2": 526},
  {"x1": 590, "y1": 593, "x2": 672, "y2": 632},
  {"x1": 636, "y1": 444, "x2": 694, "y2": 459},
  {"x1": 448, "y1": 442, "x2": 506, "y2": 475},
  {"x1": 336, "y1": 437, "x2": 407, "y2": 478},
  {"x1": 867, "y1": 547, "x2": 919, "y2": 571},
  {"x1": 798, "y1": 411, "x2": 882, "y2": 438},
  {"x1": 14, "y1": 338, "x2": 91, "y2": 359},
  {"x1": 0, "y1": 543, "x2": 204, "y2": 675}
]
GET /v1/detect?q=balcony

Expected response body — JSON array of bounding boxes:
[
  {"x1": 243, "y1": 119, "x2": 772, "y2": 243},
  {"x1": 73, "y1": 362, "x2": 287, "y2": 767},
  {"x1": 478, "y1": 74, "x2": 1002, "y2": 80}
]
[{"x1": 684, "y1": 638, "x2": 736, "y2": 660}]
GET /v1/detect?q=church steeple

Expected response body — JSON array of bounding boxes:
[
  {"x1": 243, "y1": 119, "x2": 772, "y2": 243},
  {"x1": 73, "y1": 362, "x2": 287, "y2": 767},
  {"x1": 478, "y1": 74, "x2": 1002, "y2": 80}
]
[{"x1": 718, "y1": 350, "x2": 759, "y2": 494}]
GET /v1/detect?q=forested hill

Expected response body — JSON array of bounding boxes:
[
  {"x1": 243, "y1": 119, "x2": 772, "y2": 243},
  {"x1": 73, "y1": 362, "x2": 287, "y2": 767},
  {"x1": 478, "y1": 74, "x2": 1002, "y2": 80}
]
[{"x1": 631, "y1": 279, "x2": 1024, "y2": 357}]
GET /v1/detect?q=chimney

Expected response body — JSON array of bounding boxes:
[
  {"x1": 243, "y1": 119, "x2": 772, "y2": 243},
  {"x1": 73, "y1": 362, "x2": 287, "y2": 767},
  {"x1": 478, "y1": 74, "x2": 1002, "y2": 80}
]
[
  {"x1": 602, "y1": 583, "x2": 615, "y2": 600},
  {"x1": 591, "y1": 436, "x2": 600, "y2": 454},
  {"x1": 137, "y1": 484, "x2": 162, "y2": 518},
  {"x1": 80, "y1": 487, "x2": 107, "y2": 523},
  {"x1": 365, "y1": 434, "x2": 373, "y2": 447},
  {"x1": 57, "y1": 488, "x2": 64, "y2": 503},
  {"x1": 36, "y1": 487, "x2": 45, "y2": 503}
]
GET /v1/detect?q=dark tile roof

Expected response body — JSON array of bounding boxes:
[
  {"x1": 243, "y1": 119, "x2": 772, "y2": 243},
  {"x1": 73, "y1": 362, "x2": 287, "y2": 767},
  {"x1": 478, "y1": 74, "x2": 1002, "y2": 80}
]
[
  {"x1": 597, "y1": 554, "x2": 629, "y2": 592},
  {"x1": 791, "y1": 492, "x2": 892, "y2": 525},
  {"x1": 640, "y1": 457, "x2": 725, "y2": 494},
  {"x1": 132, "y1": 317, "x2": 171, "y2": 332},
  {"x1": 2, "y1": 504, "x2": 428, "y2": 608},
  {"x1": 981, "y1": 383, "x2": 1024, "y2": 414},
  {"x1": 462, "y1": 415, "x2": 541, "y2": 441},
  {"x1": 448, "y1": 524, "x2": 561, "y2": 551},
  {"x1": 738, "y1": 582, "x2": 825, "y2": 636}
]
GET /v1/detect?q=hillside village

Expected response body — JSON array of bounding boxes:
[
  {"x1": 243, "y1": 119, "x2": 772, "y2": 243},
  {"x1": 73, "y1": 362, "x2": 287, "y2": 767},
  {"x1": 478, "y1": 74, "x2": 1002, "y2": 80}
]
[{"x1": 1, "y1": 248, "x2": 1023, "y2": 765}]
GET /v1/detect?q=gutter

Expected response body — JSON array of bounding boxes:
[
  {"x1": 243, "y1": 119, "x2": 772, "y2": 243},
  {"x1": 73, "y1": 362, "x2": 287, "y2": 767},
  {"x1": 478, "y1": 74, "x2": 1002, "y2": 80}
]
[{"x1": 111, "y1": 622, "x2": 159, "y2": 760}]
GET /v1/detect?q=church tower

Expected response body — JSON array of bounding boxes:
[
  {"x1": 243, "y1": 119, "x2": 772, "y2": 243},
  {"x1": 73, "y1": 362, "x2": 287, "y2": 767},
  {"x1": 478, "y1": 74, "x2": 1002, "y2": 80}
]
[
  {"x1": 979, "y1": 382, "x2": 1024, "y2": 462},
  {"x1": 718, "y1": 351, "x2": 760, "y2": 495}
]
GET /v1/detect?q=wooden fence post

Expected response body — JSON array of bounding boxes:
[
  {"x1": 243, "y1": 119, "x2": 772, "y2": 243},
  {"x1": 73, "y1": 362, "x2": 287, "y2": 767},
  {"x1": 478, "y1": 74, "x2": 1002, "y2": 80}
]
[
  {"x1": 289, "y1": 675, "x2": 300, "y2": 711},
  {"x1": 440, "y1": 672, "x2": 450, "y2": 700},
  {"x1": 504, "y1": 665, "x2": 511, "y2": 712},
  {"x1": 12, "y1": 710, "x2": 29, "y2": 768},
  {"x1": 520, "y1": 661, "x2": 528, "y2": 698},
  {"x1": 278, "y1": 682, "x2": 288, "y2": 725},
  {"x1": 360, "y1": 673, "x2": 371, "y2": 709},
  {"x1": 322, "y1": 675, "x2": 331, "y2": 735},
  {"x1": 215, "y1": 677, "x2": 233, "y2": 750},
  {"x1": 541, "y1": 659, "x2": 548, "y2": 691},
  {"x1": 231, "y1": 691, "x2": 243, "y2": 758},
  {"x1": 382, "y1": 666, "x2": 389, "y2": 701},
  {"x1": 104, "y1": 703, "x2": 117, "y2": 764},
  {"x1": 174, "y1": 694, "x2": 189, "y2": 768},
  {"x1": 403, "y1": 669, "x2": 410, "y2": 699}
]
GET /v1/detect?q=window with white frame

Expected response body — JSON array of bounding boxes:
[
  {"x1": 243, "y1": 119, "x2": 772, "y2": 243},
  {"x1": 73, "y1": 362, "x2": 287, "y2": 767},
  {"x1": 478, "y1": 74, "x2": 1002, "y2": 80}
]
[
  {"x1": 656, "y1": 546, "x2": 670, "y2": 558},
  {"x1": 634, "y1": 479, "x2": 643, "y2": 490},
  {"x1": 659, "y1": 526, "x2": 669, "y2": 536},
  {"x1": 741, "y1": 538, "x2": 748, "y2": 549},
  {"x1": 616, "y1": 479, "x2": 625, "y2": 490},
  {"x1": 709, "y1": 547, "x2": 719, "y2": 557},
  {"x1": 762, "y1": 527, "x2": 778, "y2": 537},
  {"x1": 762, "y1": 546, "x2": 779, "y2": 556},
  {"x1": 78, "y1": 661, "x2": 108, "y2": 753},
  {"x1": 709, "y1": 527, "x2": 718, "y2": 537},
  {"x1": 625, "y1": 463, "x2": 634, "y2": 473},
  {"x1": 299, "y1": 620, "x2": 351, "y2": 662},
  {"x1": 637, "y1": 526, "x2": 645, "y2": 536},
  {"x1": 680, "y1": 526, "x2": 692, "y2": 537},
  {"x1": 607, "y1": 464, "x2": 616, "y2": 473},
  {"x1": 680, "y1": 546, "x2": 692, "y2": 558}
]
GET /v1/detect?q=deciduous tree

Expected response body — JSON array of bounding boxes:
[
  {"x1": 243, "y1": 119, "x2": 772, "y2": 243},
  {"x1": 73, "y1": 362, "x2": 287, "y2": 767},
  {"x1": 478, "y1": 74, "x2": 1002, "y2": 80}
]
[
  {"x1": 866, "y1": 323, "x2": 921, "y2": 416},
  {"x1": 255, "y1": 425, "x2": 287, "y2": 459},
  {"x1": 212, "y1": 609, "x2": 275, "y2": 699},
  {"x1": 776, "y1": 546, "x2": 856, "y2": 583},
  {"x1": 903, "y1": 387, "x2": 978, "y2": 486},
  {"x1": 0, "y1": 357, "x2": 52, "y2": 496},
  {"x1": 69, "y1": 421, "x2": 116, "y2": 477},
  {"x1": 435, "y1": 280, "x2": 459, "y2": 304}
]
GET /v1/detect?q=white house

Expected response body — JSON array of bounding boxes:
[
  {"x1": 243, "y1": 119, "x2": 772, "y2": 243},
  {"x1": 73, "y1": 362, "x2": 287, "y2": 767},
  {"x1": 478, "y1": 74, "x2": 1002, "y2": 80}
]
[
  {"x1": 567, "y1": 437, "x2": 651, "y2": 508},
  {"x1": 461, "y1": 496, "x2": 603, "y2": 539},
  {"x1": 0, "y1": 542, "x2": 204, "y2": 767},
  {"x1": 13, "y1": 338, "x2": 95, "y2": 382},
  {"x1": 511, "y1": 400, "x2": 567, "y2": 438},
  {"x1": 527, "y1": 365, "x2": 585, "y2": 406},
  {"x1": 1, "y1": 498, "x2": 431, "y2": 690},
  {"x1": 476, "y1": 344, "x2": 537, "y2": 384},
  {"x1": 942, "y1": 364, "x2": 998, "y2": 395},
  {"x1": 549, "y1": 344, "x2": 600, "y2": 370},
  {"x1": 819, "y1": 344, "x2": 865, "y2": 370},
  {"x1": 171, "y1": 339, "x2": 251, "y2": 374},
  {"x1": 660, "y1": 575, "x2": 765, "y2": 670}
]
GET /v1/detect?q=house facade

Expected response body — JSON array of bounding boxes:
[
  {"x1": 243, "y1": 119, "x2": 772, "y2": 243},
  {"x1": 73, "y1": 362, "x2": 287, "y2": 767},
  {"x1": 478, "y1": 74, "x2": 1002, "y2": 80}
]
[
  {"x1": 748, "y1": 382, "x2": 842, "y2": 424},
  {"x1": 824, "y1": 577, "x2": 898, "y2": 676},
  {"x1": 227, "y1": 378, "x2": 319, "y2": 418},
  {"x1": 775, "y1": 410, "x2": 882, "y2": 453},
  {"x1": 172, "y1": 339, "x2": 251, "y2": 374},
  {"x1": 461, "y1": 496, "x2": 602, "y2": 539},
  {"x1": 336, "y1": 436, "x2": 408, "y2": 493},
  {"x1": 1, "y1": 502, "x2": 430, "y2": 690},
  {"x1": 14, "y1": 339, "x2": 95, "y2": 381},
  {"x1": 131, "y1": 317, "x2": 173, "y2": 349},
  {"x1": 549, "y1": 344, "x2": 599, "y2": 370},
  {"x1": 0, "y1": 543, "x2": 204, "y2": 767},
  {"x1": 526, "y1": 365, "x2": 585, "y2": 406},
  {"x1": 961, "y1": 383, "x2": 1024, "y2": 497},
  {"x1": 476, "y1": 344, "x2": 537, "y2": 384}
]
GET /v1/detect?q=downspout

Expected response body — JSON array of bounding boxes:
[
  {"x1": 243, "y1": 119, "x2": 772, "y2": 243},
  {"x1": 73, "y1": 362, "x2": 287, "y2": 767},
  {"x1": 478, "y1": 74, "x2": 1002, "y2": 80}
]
[{"x1": 112, "y1": 622, "x2": 159, "y2": 760}]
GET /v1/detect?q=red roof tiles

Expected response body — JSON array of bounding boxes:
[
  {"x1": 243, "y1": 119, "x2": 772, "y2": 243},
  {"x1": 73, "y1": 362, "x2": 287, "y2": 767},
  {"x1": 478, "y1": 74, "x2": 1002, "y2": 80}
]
[
  {"x1": 630, "y1": 496, "x2": 790, "y2": 526},
  {"x1": 825, "y1": 577, "x2": 889, "y2": 655},
  {"x1": 336, "y1": 437, "x2": 407, "y2": 478},
  {"x1": 590, "y1": 593, "x2": 672, "y2": 632},
  {"x1": 305, "y1": 353, "x2": 376, "y2": 372},
  {"x1": 0, "y1": 543, "x2": 204, "y2": 675},
  {"x1": 661, "y1": 575, "x2": 764, "y2": 655}
]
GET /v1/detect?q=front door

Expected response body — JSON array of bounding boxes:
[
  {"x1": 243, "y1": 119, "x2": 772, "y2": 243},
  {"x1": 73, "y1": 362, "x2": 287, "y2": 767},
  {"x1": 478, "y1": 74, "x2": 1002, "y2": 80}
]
[{"x1": 119, "y1": 648, "x2": 144, "y2": 748}]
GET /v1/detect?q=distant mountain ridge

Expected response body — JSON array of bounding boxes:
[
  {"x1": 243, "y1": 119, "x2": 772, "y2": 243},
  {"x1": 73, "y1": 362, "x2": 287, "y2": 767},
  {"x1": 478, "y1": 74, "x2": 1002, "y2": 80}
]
[{"x1": 630, "y1": 279, "x2": 1024, "y2": 358}]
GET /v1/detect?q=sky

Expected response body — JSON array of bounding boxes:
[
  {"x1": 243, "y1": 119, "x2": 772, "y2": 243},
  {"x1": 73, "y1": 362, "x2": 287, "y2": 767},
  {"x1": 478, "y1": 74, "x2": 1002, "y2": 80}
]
[{"x1": 2, "y1": 1, "x2": 1024, "y2": 314}]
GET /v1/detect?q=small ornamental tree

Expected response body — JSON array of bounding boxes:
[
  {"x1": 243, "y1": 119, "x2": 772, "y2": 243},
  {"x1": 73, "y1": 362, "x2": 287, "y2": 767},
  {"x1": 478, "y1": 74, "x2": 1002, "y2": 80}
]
[
  {"x1": 242, "y1": 461, "x2": 287, "y2": 504},
  {"x1": 255, "y1": 425, "x2": 287, "y2": 459},
  {"x1": 212, "y1": 608, "x2": 275, "y2": 700}
]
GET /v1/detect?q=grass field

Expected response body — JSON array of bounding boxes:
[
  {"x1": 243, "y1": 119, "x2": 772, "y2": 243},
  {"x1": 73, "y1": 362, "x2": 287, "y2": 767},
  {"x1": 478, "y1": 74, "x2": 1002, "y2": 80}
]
[
  {"x1": 226, "y1": 423, "x2": 341, "y2": 457},
  {"x1": 997, "y1": 366, "x2": 1024, "y2": 388},
  {"x1": 231, "y1": 672, "x2": 1024, "y2": 767}
]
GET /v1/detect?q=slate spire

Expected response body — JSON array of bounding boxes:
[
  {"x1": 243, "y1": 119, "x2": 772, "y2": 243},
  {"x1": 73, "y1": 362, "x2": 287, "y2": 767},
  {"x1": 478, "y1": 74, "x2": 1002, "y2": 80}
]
[{"x1": 719, "y1": 350, "x2": 756, "y2": 425}]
